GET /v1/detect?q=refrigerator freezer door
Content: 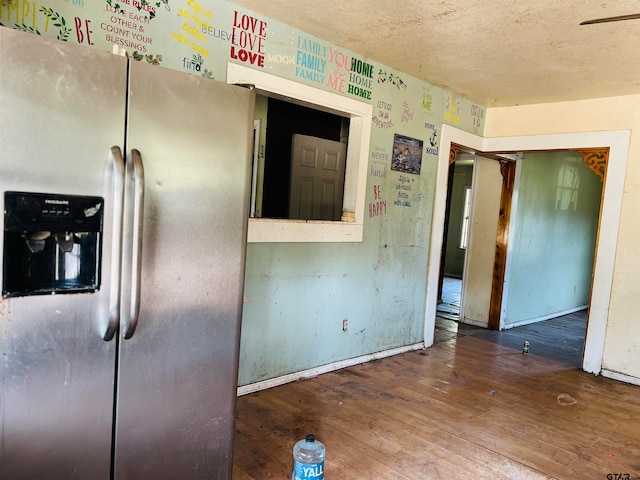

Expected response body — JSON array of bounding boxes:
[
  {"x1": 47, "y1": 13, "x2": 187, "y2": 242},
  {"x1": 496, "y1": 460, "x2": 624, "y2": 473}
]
[
  {"x1": 0, "y1": 29, "x2": 127, "y2": 478},
  {"x1": 114, "y1": 61, "x2": 254, "y2": 478}
]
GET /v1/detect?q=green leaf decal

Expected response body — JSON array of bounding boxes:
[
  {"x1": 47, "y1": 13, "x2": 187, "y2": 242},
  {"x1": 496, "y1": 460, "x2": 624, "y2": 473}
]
[
  {"x1": 39, "y1": 6, "x2": 70, "y2": 42},
  {"x1": 15, "y1": 24, "x2": 42, "y2": 35}
]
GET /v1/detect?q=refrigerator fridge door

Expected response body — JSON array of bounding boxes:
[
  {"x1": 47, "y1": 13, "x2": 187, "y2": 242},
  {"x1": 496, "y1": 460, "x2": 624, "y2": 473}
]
[
  {"x1": 0, "y1": 29, "x2": 127, "y2": 478},
  {"x1": 113, "y1": 60, "x2": 254, "y2": 478}
]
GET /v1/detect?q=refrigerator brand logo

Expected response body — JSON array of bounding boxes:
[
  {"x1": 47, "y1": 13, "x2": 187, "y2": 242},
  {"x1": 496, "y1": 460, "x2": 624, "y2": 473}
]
[{"x1": 45, "y1": 199, "x2": 69, "y2": 205}]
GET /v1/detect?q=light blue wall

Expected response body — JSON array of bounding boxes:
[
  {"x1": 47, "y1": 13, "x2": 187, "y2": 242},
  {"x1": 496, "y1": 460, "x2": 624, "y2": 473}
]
[
  {"x1": 2, "y1": 0, "x2": 486, "y2": 386},
  {"x1": 504, "y1": 151, "x2": 602, "y2": 327},
  {"x1": 240, "y1": 181, "x2": 434, "y2": 383}
]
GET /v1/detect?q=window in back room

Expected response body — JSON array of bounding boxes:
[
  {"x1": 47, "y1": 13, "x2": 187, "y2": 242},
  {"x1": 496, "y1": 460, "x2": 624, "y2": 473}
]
[
  {"x1": 255, "y1": 94, "x2": 350, "y2": 221},
  {"x1": 459, "y1": 186, "x2": 472, "y2": 249}
]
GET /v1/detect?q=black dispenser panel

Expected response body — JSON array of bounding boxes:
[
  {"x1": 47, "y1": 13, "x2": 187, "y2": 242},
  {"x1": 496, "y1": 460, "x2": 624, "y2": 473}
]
[{"x1": 3, "y1": 191, "x2": 104, "y2": 297}]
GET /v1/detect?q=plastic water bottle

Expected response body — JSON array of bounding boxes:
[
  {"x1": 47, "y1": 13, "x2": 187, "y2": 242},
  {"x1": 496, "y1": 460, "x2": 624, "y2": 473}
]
[{"x1": 292, "y1": 434, "x2": 325, "y2": 480}]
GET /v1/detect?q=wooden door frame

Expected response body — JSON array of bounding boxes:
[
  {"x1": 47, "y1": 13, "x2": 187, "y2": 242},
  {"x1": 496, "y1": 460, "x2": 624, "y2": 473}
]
[{"x1": 488, "y1": 160, "x2": 516, "y2": 330}]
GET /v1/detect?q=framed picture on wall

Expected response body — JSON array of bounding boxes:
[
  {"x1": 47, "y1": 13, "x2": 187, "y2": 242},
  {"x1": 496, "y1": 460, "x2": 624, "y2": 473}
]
[{"x1": 391, "y1": 133, "x2": 423, "y2": 174}]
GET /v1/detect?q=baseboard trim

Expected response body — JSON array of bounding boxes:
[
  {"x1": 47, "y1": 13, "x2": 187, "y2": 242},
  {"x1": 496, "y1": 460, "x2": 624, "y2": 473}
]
[
  {"x1": 460, "y1": 318, "x2": 488, "y2": 328},
  {"x1": 237, "y1": 342, "x2": 425, "y2": 397},
  {"x1": 503, "y1": 305, "x2": 588, "y2": 330},
  {"x1": 601, "y1": 369, "x2": 640, "y2": 387}
]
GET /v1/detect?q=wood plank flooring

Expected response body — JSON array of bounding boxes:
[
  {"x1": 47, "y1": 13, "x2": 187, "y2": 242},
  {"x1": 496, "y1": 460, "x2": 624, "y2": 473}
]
[
  {"x1": 435, "y1": 276, "x2": 587, "y2": 366},
  {"x1": 435, "y1": 310, "x2": 588, "y2": 367},
  {"x1": 233, "y1": 334, "x2": 640, "y2": 479}
]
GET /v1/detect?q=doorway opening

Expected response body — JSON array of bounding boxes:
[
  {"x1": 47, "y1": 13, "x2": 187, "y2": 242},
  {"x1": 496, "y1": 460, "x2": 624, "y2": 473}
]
[
  {"x1": 437, "y1": 155, "x2": 475, "y2": 322},
  {"x1": 436, "y1": 148, "x2": 602, "y2": 367},
  {"x1": 425, "y1": 125, "x2": 628, "y2": 374}
]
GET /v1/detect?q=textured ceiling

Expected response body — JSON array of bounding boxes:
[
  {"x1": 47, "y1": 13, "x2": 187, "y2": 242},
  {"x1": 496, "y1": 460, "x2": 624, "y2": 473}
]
[{"x1": 231, "y1": 0, "x2": 640, "y2": 107}]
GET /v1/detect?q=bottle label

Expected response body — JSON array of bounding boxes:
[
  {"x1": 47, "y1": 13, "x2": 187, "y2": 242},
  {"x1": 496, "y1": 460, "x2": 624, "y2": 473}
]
[{"x1": 293, "y1": 460, "x2": 324, "y2": 480}]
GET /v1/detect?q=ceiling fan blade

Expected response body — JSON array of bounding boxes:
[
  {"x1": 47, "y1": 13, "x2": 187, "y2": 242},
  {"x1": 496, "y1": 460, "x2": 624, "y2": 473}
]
[{"x1": 580, "y1": 13, "x2": 640, "y2": 25}]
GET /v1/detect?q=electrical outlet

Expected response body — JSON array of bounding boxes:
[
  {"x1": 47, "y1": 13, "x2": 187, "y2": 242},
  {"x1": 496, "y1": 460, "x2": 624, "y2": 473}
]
[{"x1": 342, "y1": 319, "x2": 348, "y2": 332}]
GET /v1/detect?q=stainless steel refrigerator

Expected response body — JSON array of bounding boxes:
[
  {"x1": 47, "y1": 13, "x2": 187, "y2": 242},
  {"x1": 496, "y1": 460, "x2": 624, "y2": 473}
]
[{"x1": 0, "y1": 27, "x2": 254, "y2": 479}]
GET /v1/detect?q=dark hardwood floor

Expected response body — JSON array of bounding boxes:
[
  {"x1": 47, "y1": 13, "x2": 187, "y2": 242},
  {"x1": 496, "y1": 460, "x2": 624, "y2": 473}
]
[
  {"x1": 435, "y1": 310, "x2": 588, "y2": 367},
  {"x1": 435, "y1": 275, "x2": 586, "y2": 367},
  {"x1": 233, "y1": 319, "x2": 640, "y2": 479}
]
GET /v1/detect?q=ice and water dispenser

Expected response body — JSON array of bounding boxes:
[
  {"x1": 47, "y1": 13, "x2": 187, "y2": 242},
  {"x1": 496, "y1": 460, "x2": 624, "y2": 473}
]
[{"x1": 3, "y1": 191, "x2": 104, "y2": 297}]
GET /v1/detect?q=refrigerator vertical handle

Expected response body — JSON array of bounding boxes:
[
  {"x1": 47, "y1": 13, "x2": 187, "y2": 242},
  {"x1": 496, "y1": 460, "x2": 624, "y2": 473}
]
[
  {"x1": 122, "y1": 149, "x2": 144, "y2": 339},
  {"x1": 104, "y1": 146, "x2": 125, "y2": 341}
]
